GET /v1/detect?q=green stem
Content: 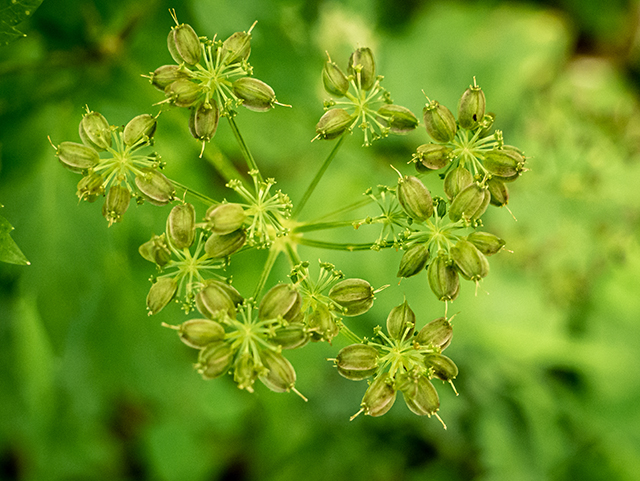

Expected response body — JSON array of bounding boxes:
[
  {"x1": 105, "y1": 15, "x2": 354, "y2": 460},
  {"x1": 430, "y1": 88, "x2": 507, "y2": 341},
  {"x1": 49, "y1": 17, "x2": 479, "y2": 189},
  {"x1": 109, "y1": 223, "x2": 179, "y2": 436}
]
[
  {"x1": 284, "y1": 240, "x2": 302, "y2": 267},
  {"x1": 308, "y1": 196, "x2": 374, "y2": 223},
  {"x1": 253, "y1": 245, "x2": 280, "y2": 299},
  {"x1": 170, "y1": 180, "x2": 216, "y2": 205},
  {"x1": 336, "y1": 320, "x2": 363, "y2": 344},
  {"x1": 227, "y1": 115, "x2": 263, "y2": 182},
  {"x1": 292, "y1": 220, "x2": 358, "y2": 233},
  {"x1": 296, "y1": 238, "x2": 381, "y2": 251},
  {"x1": 201, "y1": 143, "x2": 246, "y2": 184},
  {"x1": 294, "y1": 133, "x2": 346, "y2": 218}
]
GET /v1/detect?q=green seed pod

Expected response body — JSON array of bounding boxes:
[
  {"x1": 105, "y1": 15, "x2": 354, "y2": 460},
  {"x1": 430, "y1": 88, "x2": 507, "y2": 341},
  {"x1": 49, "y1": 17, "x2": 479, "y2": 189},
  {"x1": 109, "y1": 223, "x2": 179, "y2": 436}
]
[
  {"x1": 427, "y1": 253, "x2": 460, "y2": 302},
  {"x1": 271, "y1": 324, "x2": 309, "y2": 350},
  {"x1": 259, "y1": 349, "x2": 297, "y2": 394},
  {"x1": 195, "y1": 282, "x2": 236, "y2": 320},
  {"x1": 414, "y1": 143, "x2": 453, "y2": 172},
  {"x1": 102, "y1": 185, "x2": 130, "y2": 226},
  {"x1": 315, "y1": 108, "x2": 355, "y2": 140},
  {"x1": 336, "y1": 344, "x2": 379, "y2": 380},
  {"x1": 425, "y1": 353, "x2": 458, "y2": 382},
  {"x1": 149, "y1": 65, "x2": 191, "y2": 91},
  {"x1": 397, "y1": 373, "x2": 439, "y2": 416},
  {"x1": 203, "y1": 280, "x2": 243, "y2": 306},
  {"x1": 482, "y1": 149, "x2": 525, "y2": 179},
  {"x1": 448, "y1": 183, "x2": 490, "y2": 223},
  {"x1": 221, "y1": 30, "x2": 252, "y2": 65},
  {"x1": 123, "y1": 114, "x2": 157, "y2": 147},
  {"x1": 443, "y1": 166, "x2": 473, "y2": 201},
  {"x1": 360, "y1": 372, "x2": 396, "y2": 418},
  {"x1": 176, "y1": 318, "x2": 225, "y2": 349},
  {"x1": 197, "y1": 341, "x2": 234, "y2": 380},
  {"x1": 348, "y1": 47, "x2": 376, "y2": 91},
  {"x1": 451, "y1": 238, "x2": 489, "y2": 281},
  {"x1": 259, "y1": 283, "x2": 302, "y2": 321},
  {"x1": 167, "y1": 203, "x2": 196, "y2": 249},
  {"x1": 423, "y1": 100, "x2": 457, "y2": 143},
  {"x1": 415, "y1": 317, "x2": 453, "y2": 350},
  {"x1": 397, "y1": 175, "x2": 433, "y2": 221},
  {"x1": 79, "y1": 110, "x2": 112, "y2": 151},
  {"x1": 165, "y1": 79, "x2": 202, "y2": 108},
  {"x1": 135, "y1": 168, "x2": 175, "y2": 206},
  {"x1": 386, "y1": 300, "x2": 416, "y2": 342},
  {"x1": 328, "y1": 278, "x2": 374, "y2": 317},
  {"x1": 205, "y1": 203, "x2": 246, "y2": 235},
  {"x1": 487, "y1": 176, "x2": 509, "y2": 206},
  {"x1": 167, "y1": 23, "x2": 201, "y2": 65},
  {"x1": 377, "y1": 104, "x2": 418, "y2": 134},
  {"x1": 233, "y1": 77, "x2": 277, "y2": 112},
  {"x1": 76, "y1": 172, "x2": 104, "y2": 203},
  {"x1": 233, "y1": 353, "x2": 259, "y2": 392},
  {"x1": 307, "y1": 304, "x2": 339, "y2": 343},
  {"x1": 204, "y1": 229, "x2": 246, "y2": 258},
  {"x1": 322, "y1": 60, "x2": 349, "y2": 97},
  {"x1": 146, "y1": 276, "x2": 177, "y2": 315},
  {"x1": 458, "y1": 81, "x2": 486, "y2": 130},
  {"x1": 466, "y1": 231, "x2": 505, "y2": 256},
  {"x1": 56, "y1": 141, "x2": 99, "y2": 173},
  {"x1": 397, "y1": 243, "x2": 430, "y2": 278},
  {"x1": 139, "y1": 234, "x2": 172, "y2": 267},
  {"x1": 189, "y1": 101, "x2": 219, "y2": 143}
]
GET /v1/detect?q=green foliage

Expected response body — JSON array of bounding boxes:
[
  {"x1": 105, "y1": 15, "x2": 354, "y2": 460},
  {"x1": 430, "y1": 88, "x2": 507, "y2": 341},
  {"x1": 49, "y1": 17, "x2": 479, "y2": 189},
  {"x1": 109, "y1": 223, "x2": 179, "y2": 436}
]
[
  {"x1": 0, "y1": 0, "x2": 43, "y2": 46},
  {"x1": 0, "y1": 206, "x2": 29, "y2": 265}
]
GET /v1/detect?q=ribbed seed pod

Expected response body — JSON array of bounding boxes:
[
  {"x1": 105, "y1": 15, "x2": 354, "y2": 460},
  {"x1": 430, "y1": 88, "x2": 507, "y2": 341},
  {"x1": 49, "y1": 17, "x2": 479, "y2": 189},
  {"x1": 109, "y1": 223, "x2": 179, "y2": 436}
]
[
  {"x1": 315, "y1": 108, "x2": 355, "y2": 140},
  {"x1": 307, "y1": 304, "x2": 339, "y2": 343},
  {"x1": 322, "y1": 60, "x2": 349, "y2": 97},
  {"x1": 458, "y1": 81, "x2": 486, "y2": 130},
  {"x1": 397, "y1": 373, "x2": 440, "y2": 416},
  {"x1": 197, "y1": 342, "x2": 234, "y2": 380},
  {"x1": 386, "y1": 300, "x2": 416, "y2": 342},
  {"x1": 423, "y1": 100, "x2": 457, "y2": 143},
  {"x1": 123, "y1": 114, "x2": 157, "y2": 147},
  {"x1": 166, "y1": 203, "x2": 196, "y2": 249},
  {"x1": 203, "y1": 280, "x2": 243, "y2": 306},
  {"x1": 233, "y1": 353, "x2": 259, "y2": 392},
  {"x1": 102, "y1": 185, "x2": 131, "y2": 226},
  {"x1": 139, "y1": 234, "x2": 171, "y2": 267},
  {"x1": 259, "y1": 350, "x2": 297, "y2": 393},
  {"x1": 221, "y1": 31, "x2": 251, "y2": 65},
  {"x1": 259, "y1": 284, "x2": 302, "y2": 321},
  {"x1": 425, "y1": 353, "x2": 458, "y2": 382},
  {"x1": 360, "y1": 372, "x2": 396, "y2": 417},
  {"x1": 146, "y1": 277, "x2": 177, "y2": 315},
  {"x1": 336, "y1": 344, "x2": 379, "y2": 381},
  {"x1": 415, "y1": 317, "x2": 453, "y2": 350},
  {"x1": 149, "y1": 65, "x2": 191, "y2": 91},
  {"x1": 165, "y1": 79, "x2": 202, "y2": 108},
  {"x1": 205, "y1": 203, "x2": 246, "y2": 235},
  {"x1": 233, "y1": 77, "x2": 277, "y2": 112},
  {"x1": 271, "y1": 324, "x2": 309, "y2": 350},
  {"x1": 450, "y1": 238, "x2": 489, "y2": 281},
  {"x1": 176, "y1": 319, "x2": 225, "y2": 349},
  {"x1": 328, "y1": 278, "x2": 374, "y2": 316},
  {"x1": 204, "y1": 229, "x2": 246, "y2": 258},
  {"x1": 466, "y1": 231, "x2": 505, "y2": 256},
  {"x1": 482, "y1": 149, "x2": 525, "y2": 179},
  {"x1": 56, "y1": 141, "x2": 100, "y2": 173},
  {"x1": 487, "y1": 176, "x2": 509, "y2": 206},
  {"x1": 377, "y1": 104, "x2": 418, "y2": 134},
  {"x1": 427, "y1": 254, "x2": 460, "y2": 302},
  {"x1": 135, "y1": 168, "x2": 175, "y2": 206},
  {"x1": 443, "y1": 166, "x2": 473, "y2": 201},
  {"x1": 397, "y1": 243, "x2": 430, "y2": 278},
  {"x1": 189, "y1": 101, "x2": 219, "y2": 143},
  {"x1": 414, "y1": 143, "x2": 453, "y2": 171},
  {"x1": 167, "y1": 23, "x2": 201, "y2": 65},
  {"x1": 195, "y1": 283, "x2": 236, "y2": 320},
  {"x1": 348, "y1": 47, "x2": 376, "y2": 91},
  {"x1": 79, "y1": 111, "x2": 111, "y2": 151},
  {"x1": 76, "y1": 172, "x2": 104, "y2": 203},
  {"x1": 397, "y1": 175, "x2": 433, "y2": 221},
  {"x1": 448, "y1": 183, "x2": 490, "y2": 223}
]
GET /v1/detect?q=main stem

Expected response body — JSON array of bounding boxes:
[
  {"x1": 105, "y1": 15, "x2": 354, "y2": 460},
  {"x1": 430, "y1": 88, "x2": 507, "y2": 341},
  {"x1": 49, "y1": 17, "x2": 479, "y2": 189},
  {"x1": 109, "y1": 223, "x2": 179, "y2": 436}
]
[
  {"x1": 227, "y1": 115, "x2": 263, "y2": 183},
  {"x1": 294, "y1": 134, "x2": 346, "y2": 218}
]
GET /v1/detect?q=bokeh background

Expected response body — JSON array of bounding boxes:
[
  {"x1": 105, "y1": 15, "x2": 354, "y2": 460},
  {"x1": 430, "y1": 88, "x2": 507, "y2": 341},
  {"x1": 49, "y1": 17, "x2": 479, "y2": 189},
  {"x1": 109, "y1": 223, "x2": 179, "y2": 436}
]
[{"x1": 2, "y1": 0, "x2": 640, "y2": 479}]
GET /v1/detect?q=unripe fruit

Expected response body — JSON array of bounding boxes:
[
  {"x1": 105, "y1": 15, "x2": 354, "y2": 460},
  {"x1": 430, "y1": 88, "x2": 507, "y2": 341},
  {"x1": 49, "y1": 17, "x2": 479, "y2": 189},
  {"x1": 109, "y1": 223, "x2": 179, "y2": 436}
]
[
  {"x1": 336, "y1": 344, "x2": 379, "y2": 381},
  {"x1": 427, "y1": 254, "x2": 460, "y2": 302},
  {"x1": 123, "y1": 114, "x2": 157, "y2": 147},
  {"x1": 377, "y1": 104, "x2": 418, "y2": 134},
  {"x1": 233, "y1": 77, "x2": 277, "y2": 112},
  {"x1": 348, "y1": 47, "x2": 376, "y2": 91},
  {"x1": 397, "y1": 175, "x2": 433, "y2": 222},
  {"x1": 259, "y1": 283, "x2": 302, "y2": 321},
  {"x1": 322, "y1": 60, "x2": 349, "y2": 97},
  {"x1": 135, "y1": 168, "x2": 175, "y2": 206},
  {"x1": 423, "y1": 100, "x2": 456, "y2": 143},
  {"x1": 397, "y1": 243, "x2": 429, "y2": 279},
  {"x1": 167, "y1": 203, "x2": 196, "y2": 249},
  {"x1": 328, "y1": 278, "x2": 374, "y2": 316},
  {"x1": 315, "y1": 108, "x2": 355, "y2": 140},
  {"x1": 458, "y1": 81, "x2": 486, "y2": 130},
  {"x1": 414, "y1": 143, "x2": 453, "y2": 171},
  {"x1": 168, "y1": 23, "x2": 201, "y2": 65},
  {"x1": 56, "y1": 141, "x2": 99, "y2": 173},
  {"x1": 79, "y1": 110, "x2": 111, "y2": 151},
  {"x1": 146, "y1": 277, "x2": 177, "y2": 315},
  {"x1": 386, "y1": 300, "x2": 416, "y2": 342}
]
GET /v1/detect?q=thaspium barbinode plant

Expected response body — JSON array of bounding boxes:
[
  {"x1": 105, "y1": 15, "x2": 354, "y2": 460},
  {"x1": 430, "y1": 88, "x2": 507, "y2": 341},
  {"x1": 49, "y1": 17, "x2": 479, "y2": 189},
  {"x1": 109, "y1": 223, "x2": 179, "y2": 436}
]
[{"x1": 50, "y1": 11, "x2": 527, "y2": 428}]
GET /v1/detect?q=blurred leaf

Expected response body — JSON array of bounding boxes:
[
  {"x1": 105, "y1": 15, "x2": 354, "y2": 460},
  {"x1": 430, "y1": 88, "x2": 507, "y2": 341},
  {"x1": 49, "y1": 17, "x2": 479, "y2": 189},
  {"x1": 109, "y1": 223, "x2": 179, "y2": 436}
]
[
  {"x1": 0, "y1": 0, "x2": 44, "y2": 46},
  {"x1": 0, "y1": 206, "x2": 30, "y2": 265}
]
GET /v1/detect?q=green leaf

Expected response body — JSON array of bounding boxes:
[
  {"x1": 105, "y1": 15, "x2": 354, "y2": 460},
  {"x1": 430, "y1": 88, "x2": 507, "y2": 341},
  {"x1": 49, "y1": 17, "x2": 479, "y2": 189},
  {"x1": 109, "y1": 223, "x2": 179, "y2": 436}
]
[
  {"x1": 0, "y1": 0, "x2": 44, "y2": 46},
  {"x1": 0, "y1": 206, "x2": 30, "y2": 265}
]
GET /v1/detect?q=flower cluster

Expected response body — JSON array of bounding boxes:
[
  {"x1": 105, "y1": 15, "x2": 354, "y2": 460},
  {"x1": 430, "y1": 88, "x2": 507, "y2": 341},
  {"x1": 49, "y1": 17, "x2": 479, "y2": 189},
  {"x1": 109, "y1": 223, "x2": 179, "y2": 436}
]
[
  {"x1": 314, "y1": 48, "x2": 418, "y2": 146},
  {"x1": 52, "y1": 107, "x2": 174, "y2": 226},
  {"x1": 146, "y1": 10, "x2": 284, "y2": 155}
]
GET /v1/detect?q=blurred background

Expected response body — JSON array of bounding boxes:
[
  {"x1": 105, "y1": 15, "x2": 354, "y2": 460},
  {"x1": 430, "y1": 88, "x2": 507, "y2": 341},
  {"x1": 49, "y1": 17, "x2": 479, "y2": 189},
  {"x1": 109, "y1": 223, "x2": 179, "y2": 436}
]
[{"x1": 2, "y1": 0, "x2": 640, "y2": 479}]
